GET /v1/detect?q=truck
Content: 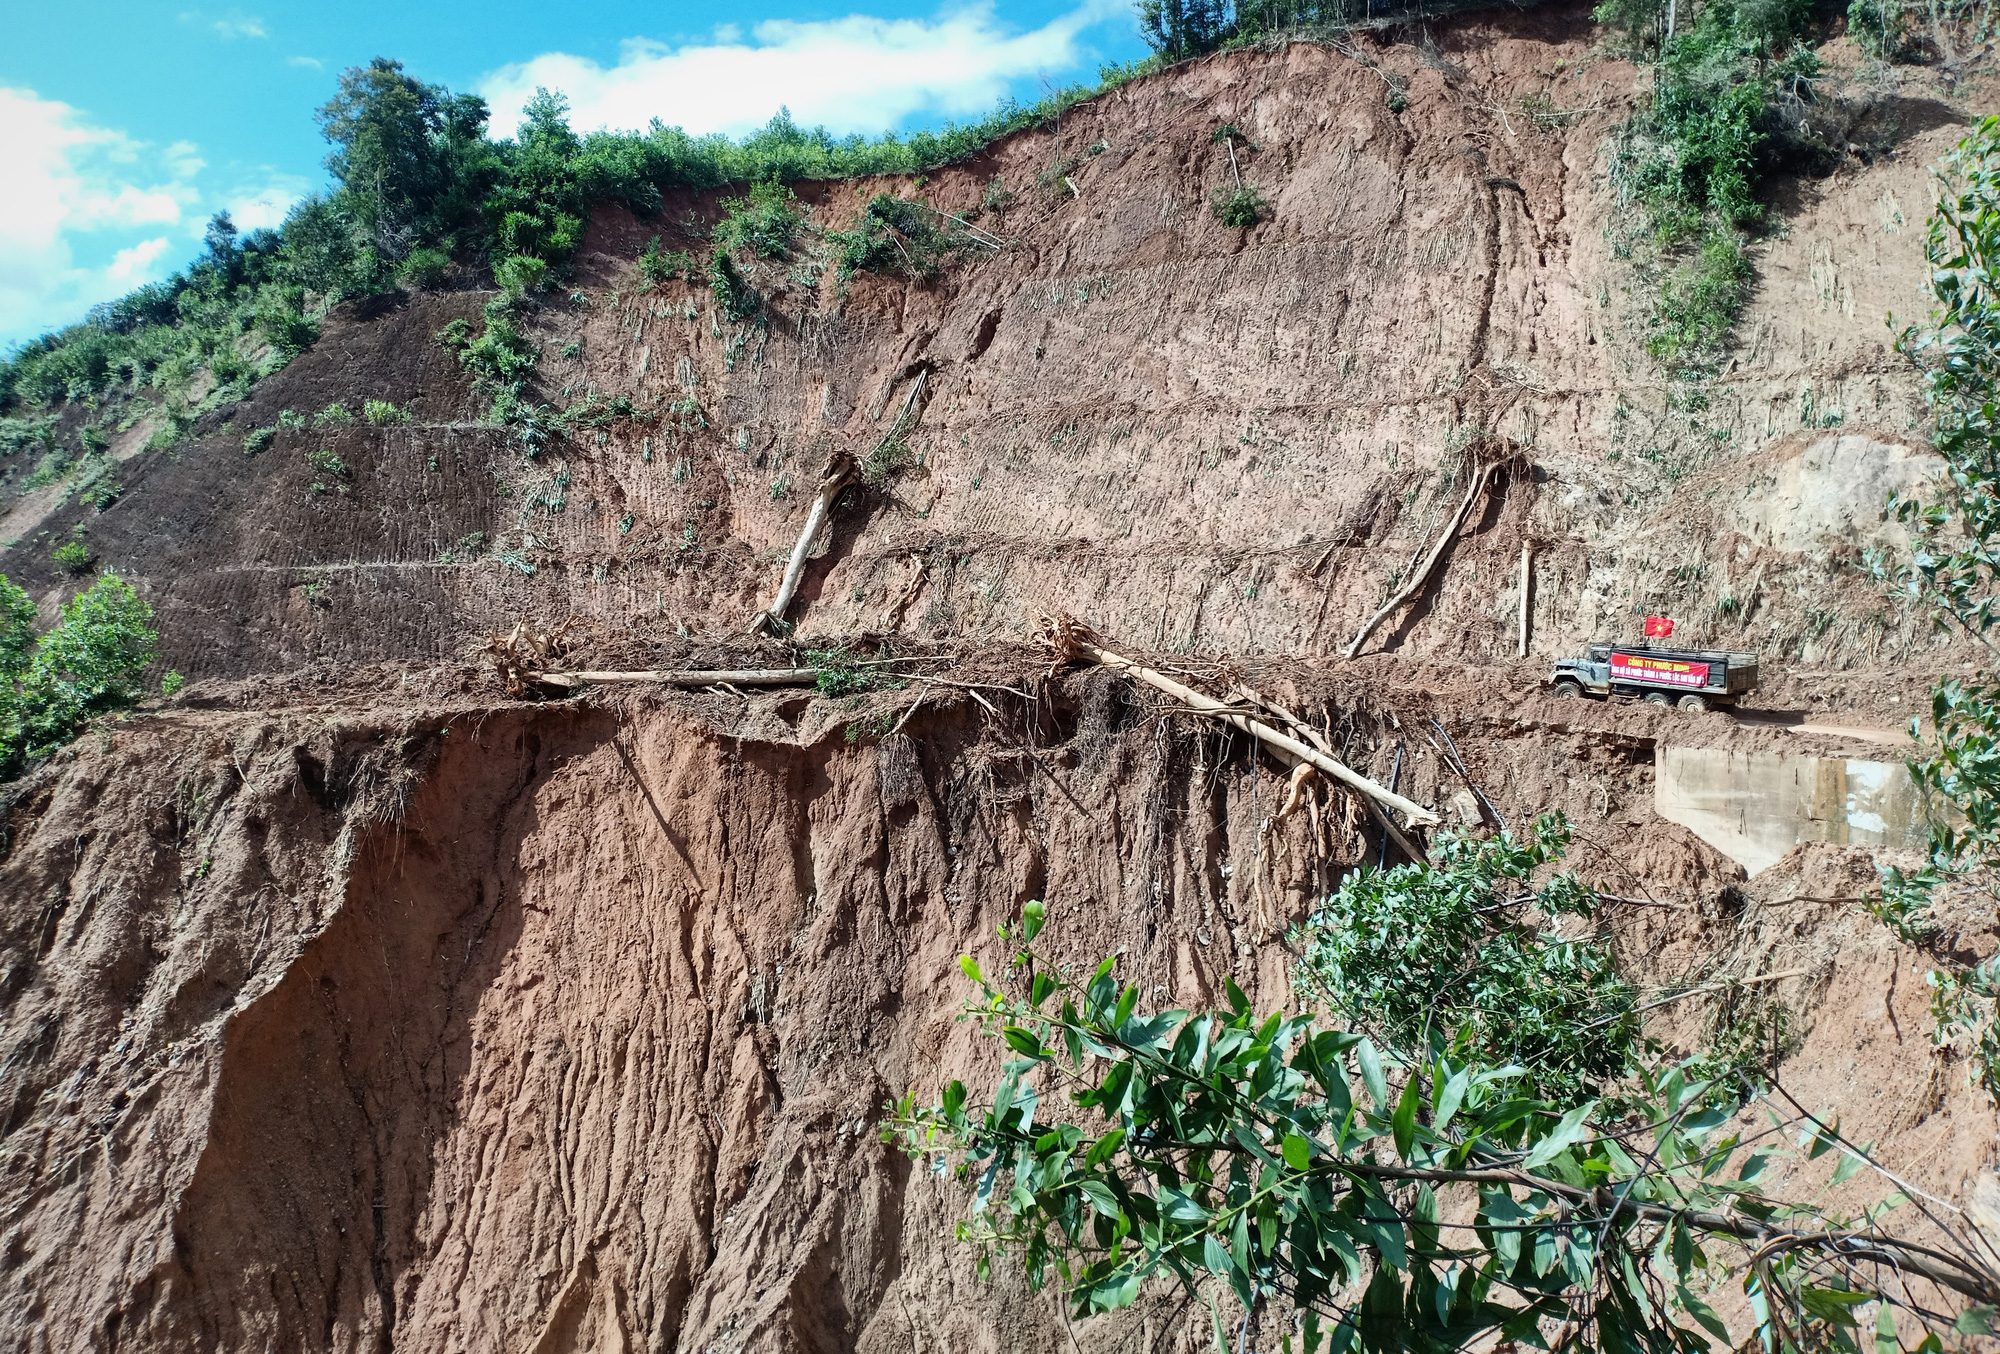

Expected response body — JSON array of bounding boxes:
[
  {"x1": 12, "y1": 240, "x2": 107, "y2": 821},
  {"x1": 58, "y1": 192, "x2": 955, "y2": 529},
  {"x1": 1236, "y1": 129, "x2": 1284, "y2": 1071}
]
[{"x1": 1545, "y1": 643, "x2": 1759, "y2": 713}]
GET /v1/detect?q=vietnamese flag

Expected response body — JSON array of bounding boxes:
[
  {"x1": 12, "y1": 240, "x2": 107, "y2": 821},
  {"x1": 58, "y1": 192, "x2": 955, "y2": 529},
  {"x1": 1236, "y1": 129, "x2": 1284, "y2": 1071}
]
[{"x1": 1644, "y1": 615, "x2": 1675, "y2": 638}]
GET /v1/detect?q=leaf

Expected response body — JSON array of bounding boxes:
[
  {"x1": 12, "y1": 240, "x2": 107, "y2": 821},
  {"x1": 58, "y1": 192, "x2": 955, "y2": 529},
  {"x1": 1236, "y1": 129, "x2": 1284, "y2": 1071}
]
[
  {"x1": 1799, "y1": 1287, "x2": 1871, "y2": 1326},
  {"x1": 1230, "y1": 1119, "x2": 1280, "y2": 1165},
  {"x1": 941, "y1": 1079, "x2": 965, "y2": 1118},
  {"x1": 1121, "y1": 1010, "x2": 1184, "y2": 1051},
  {"x1": 1001, "y1": 1025, "x2": 1044, "y2": 1059},
  {"x1": 1161, "y1": 1187, "x2": 1211, "y2": 1224},
  {"x1": 1434, "y1": 1064, "x2": 1472, "y2": 1135},
  {"x1": 1393, "y1": 1075, "x2": 1420, "y2": 1161},
  {"x1": 1225, "y1": 976, "x2": 1250, "y2": 1015},
  {"x1": 1802, "y1": 1114, "x2": 1841, "y2": 1159},
  {"x1": 1876, "y1": 1300, "x2": 1898, "y2": 1354},
  {"x1": 1085, "y1": 1128, "x2": 1126, "y2": 1168},
  {"x1": 1523, "y1": 1101, "x2": 1597, "y2": 1169},
  {"x1": 1530, "y1": 1226, "x2": 1561, "y2": 1277},
  {"x1": 991, "y1": 1071, "x2": 1015, "y2": 1127},
  {"x1": 958, "y1": 954, "x2": 983, "y2": 984},
  {"x1": 1677, "y1": 1282, "x2": 1732, "y2": 1345},
  {"x1": 1358, "y1": 1039, "x2": 1389, "y2": 1110},
  {"x1": 1283, "y1": 1133, "x2": 1313, "y2": 1171},
  {"x1": 1955, "y1": 1305, "x2": 1998, "y2": 1336},
  {"x1": 1831, "y1": 1143, "x2": 1873, "y2": 1187},
  {"x1": 1113, "y1": 983, "x2": 1139, "y2": 1030},
  {"x1": 1076, "y1": 1177, "x2": 1121, "y2": 1218},
  {"x1": 1203, "y1": 1232, "x2": 1231, "y2": 1275},
  {"x1": 1022, "y1": 898, "x2": 1046, "y2": 941}
]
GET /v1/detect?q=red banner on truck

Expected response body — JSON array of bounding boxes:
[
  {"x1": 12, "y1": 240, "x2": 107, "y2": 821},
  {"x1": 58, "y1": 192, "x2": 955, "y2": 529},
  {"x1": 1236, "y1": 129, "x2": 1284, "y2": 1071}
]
[{"x1": 1611, "y1": 651, "x2": 1711, "y2": 689}]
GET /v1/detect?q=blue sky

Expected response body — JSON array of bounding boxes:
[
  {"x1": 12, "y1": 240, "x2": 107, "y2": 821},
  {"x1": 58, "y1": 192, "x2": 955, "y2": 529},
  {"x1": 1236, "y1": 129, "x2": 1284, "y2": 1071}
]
[{"x1": 0, "y1": 0, "x2": 1146, "y2": 349}]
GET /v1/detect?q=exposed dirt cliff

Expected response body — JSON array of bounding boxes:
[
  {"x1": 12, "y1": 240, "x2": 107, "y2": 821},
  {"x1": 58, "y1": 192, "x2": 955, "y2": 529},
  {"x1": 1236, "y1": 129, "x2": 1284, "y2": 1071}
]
[{"x1": 3, "y1": 5, "x2": 1998, "y2": 1351}]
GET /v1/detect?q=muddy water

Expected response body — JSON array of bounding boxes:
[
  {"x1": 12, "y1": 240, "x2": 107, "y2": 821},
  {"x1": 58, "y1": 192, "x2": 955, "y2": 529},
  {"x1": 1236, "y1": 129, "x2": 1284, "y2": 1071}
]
[{"x1": 1654, "y1": 745, "x2": 1931, "y2": 874}]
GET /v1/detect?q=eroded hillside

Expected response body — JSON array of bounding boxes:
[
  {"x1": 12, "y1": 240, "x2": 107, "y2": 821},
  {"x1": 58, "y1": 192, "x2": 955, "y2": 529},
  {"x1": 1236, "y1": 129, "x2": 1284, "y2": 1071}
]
[
  {"x1": 0, "y1": 6, "x2": 1978, "y2": 681},
  {"x1": 2, "y1": 4, "x2": 1997, "y2": 1351}
]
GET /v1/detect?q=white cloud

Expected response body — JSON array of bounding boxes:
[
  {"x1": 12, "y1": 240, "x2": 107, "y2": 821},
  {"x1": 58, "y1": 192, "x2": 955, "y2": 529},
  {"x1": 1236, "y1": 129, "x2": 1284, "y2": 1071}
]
[
  {"x1": 179, "y1": 10, "x2": 268, "y2": 40},
  {"x1": 226, "y1": 174, "x2": 310, "y2": 231},
  {"x1": 288, "y1": 55, "x2": 322, "y2": 68},
  {"x1": 0, "y1": 88, "x2": 214, "y2": 345},
  {"x1": 478, "y1": 0, "x2": 1126, "y2": 140},
  {"x1": 105, "y1": 238, "x2": 173, "y2": 286}
]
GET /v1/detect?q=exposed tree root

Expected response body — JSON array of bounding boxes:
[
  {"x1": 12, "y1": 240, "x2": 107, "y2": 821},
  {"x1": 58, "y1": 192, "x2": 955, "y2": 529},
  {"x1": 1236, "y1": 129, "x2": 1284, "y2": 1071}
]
[{"x1": 1039, "y1": 617, "x2": 1441, "y2": 828}]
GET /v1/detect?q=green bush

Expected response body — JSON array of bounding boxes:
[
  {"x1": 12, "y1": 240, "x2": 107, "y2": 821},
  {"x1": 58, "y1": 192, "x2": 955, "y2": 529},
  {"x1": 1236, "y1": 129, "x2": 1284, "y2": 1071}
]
[
  {"x1": 0, "y1": 417, "x2": 58, "y2": 459},
  {"x1": 831, "y1": 194, "x2": 972, "y2": 280},
  {"x1": 3, "y1": 55, "x2": 1170, "y2": 427},
  {"x1": 253, "y1": 283, "x2": 319, "y2": 355},
  {"x1": 363, "y1": 399, "x2": 408, "y2": 425},
  {"x1": 313, "y1": 402, "x2": 354, "y2": 428},
  {"x1": 1210, "y1": 184, "x2": 1266, "y2": 227},
  {"x1": 438, "y1": 295, "x2": 540, "y2": 429},
  {"x1": 494, "y1": 252, "x2": 550, "y2": 297},
  {"x1": 399, "y1": 246, "x2": 452, "y2": 289},
  {"x1": 1870, "y1": 118, "x2": 2000, "y2": 1096},
  {"x1": 52, "y1": 540, "x2": 93, "y2": 575},
  {"x1": 1606, "y1": 0, "x2": 1818, "y2": 371},
  {"x1": 0, "y1": 572, "x2": 157, "y2": 775},
  {"x1": 243, "y1": 425, "x2": 275, "y2": 454},
  {"x1": 1647, "y1": 229, "x2": 1752, "y2": 361},
  {"x1": 895, "y1": 903, "x2": 1969, "y2": 1354},
  {"x1": 0, "y1": 212, "x2": 318, "y2": 417},
  {"x1": 636, "y1": 238, "x2": 691, "y2": 287},
  {"x1": 160, "y1": 669, "x2": 184, "y2": 696},
  {"x1": 76, "y1": 463, "x2": 122, "y2": 512},
  {"x1": 708, "y1": 250, "x2": 758, "y2": 319},
  {"x1": 715, "y1": 181, "x2": 803, "y2": 259}
]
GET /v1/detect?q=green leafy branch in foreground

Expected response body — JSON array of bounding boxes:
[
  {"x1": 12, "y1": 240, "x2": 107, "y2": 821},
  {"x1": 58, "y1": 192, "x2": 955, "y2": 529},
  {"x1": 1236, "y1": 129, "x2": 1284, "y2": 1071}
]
[
  {"x1": 890, "y1": 905, "x2": 2000, "y2": 1353},
  {"x1": 1865, "y1": 118, "x2": 2000, "y2": 1095}
]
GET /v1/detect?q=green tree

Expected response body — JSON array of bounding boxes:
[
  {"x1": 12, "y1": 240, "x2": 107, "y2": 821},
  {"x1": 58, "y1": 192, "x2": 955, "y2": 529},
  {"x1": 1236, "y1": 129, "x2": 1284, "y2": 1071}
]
[
  {"x1": 1138, "y1": 0, "x2": 1235, "y2": 59},
  {"x1": 1870, "y1": 117, "x2": 2000, "y2": 1094},
  {"x1": 0, "y1": 573, "x2": 157, "y2": 774},
  {"x1": 316, "y1": 57, "x2": 493, "y2": 253},
  {"x1": 893, "y1": 905, "x2": 2000, "y2": 1353},
  {"x1": 1297, "y1": 815, "x2": 1638, "y2": 1103}
]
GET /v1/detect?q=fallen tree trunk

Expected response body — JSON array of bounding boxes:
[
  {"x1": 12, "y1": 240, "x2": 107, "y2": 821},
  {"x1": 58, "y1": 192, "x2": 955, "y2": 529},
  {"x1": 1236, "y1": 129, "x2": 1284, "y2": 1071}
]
[
  {"x1": 1342, "y1": 458, "x2": 1500, "y2": 660},
  {"x1": 535, "y1": 668, "x2": 819, "y2": 690},
  {"x1": 1075, "y1": 640, "x2": 1440, "y2": 828},
  {"x1": 749, "y1": 465, "x2": 851, "y2": 636},
  {"x1": 748, "y1": 373, "x2": 931, "y2": 637}
]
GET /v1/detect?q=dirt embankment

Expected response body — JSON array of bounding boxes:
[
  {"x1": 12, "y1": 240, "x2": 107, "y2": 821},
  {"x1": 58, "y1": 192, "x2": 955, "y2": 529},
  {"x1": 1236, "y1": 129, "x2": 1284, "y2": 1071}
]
[
  {"x1": 0, "y1": 668, "x2": 1990, "y2": 1352},
  {"x1": 1, "y1": 4, "x2": 1997, "y2": 1350}
]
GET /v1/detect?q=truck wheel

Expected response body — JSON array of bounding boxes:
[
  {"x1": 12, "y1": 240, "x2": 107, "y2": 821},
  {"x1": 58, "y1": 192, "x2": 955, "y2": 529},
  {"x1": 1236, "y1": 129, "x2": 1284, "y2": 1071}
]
[
  {"x1": 1677, "y1": 694, "x2": 1709, "y2": 713},
  {"x1": 1643, "y1": 691, "x2": 1672, "y2": 708},
  {"x1": 1553, "y1": 679, "x2": 1583, "y2": 699}
]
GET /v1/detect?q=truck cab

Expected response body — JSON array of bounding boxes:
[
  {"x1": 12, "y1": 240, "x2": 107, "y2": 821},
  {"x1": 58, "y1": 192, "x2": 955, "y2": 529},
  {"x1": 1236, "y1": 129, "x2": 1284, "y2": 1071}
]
[{"x1": 1547, "y1": 643, "x2": 1758, "y2": 713}]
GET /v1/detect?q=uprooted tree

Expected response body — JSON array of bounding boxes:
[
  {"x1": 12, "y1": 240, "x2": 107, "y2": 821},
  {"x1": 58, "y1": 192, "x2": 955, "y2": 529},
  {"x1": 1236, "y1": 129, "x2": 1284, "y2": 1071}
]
[{"x1": 891, "y1": 828, "x2": 2000, "y2": 1353}]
